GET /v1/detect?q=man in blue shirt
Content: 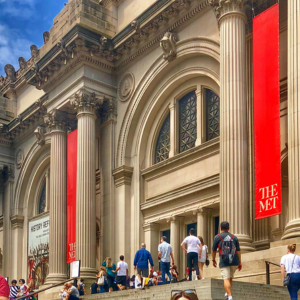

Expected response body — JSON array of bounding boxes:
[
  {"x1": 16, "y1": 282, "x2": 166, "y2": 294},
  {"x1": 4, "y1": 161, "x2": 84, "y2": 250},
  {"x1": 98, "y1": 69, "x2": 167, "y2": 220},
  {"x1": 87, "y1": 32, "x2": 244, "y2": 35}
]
[
  {"x1": 158, "y1": 236, "x2": 175, "y2": 284},
  {"x1": 134, "y1": 243, "x2": 154, "y2": 284}
]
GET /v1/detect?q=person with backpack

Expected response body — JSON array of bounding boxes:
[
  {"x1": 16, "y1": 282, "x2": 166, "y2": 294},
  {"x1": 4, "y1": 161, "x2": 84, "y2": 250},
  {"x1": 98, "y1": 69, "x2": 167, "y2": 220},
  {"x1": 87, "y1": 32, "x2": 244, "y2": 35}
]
[
  {"x1": 212, "y1": 221, "x2": 242, "y2": 300},
  {"x1": 280, "y1": 244, "x2": 300, "y2": 300},
  {"x1": 77, "y1": 279, "x2": 86, "y2": 296}
]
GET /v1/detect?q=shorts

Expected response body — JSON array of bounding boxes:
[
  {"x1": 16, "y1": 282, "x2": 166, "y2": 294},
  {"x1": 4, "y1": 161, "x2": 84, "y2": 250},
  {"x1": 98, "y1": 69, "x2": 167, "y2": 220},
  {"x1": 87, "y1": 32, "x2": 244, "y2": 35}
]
[
  {"x1": 198, "y1": 258, "x2": 206, "y2": 263},
  {"x1": 220, "y1": 266, "x2": 238, "y2": 279},
  {"x1": 106, "y1": 274, "x2": 116, "y2": 288},
  {"x1": 117, "y1": 276, "x2": 126, "y2": 286},
  {"x1": 137, "y1": 268, "x2": 149, "y2": 277}
]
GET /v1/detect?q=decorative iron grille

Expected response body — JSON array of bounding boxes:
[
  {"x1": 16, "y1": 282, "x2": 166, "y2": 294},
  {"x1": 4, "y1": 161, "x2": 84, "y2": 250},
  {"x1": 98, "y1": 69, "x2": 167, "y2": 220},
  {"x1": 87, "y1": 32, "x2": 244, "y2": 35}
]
[
  {"x1": 155, "y1": 113, "x2": 170, "y2": 164},
  {"x1": 206, "y1": 89, "x2": 220, "y2": 141},
  {"x1": 38, "y1": 183, "x2": 46, "y2": 214},
  {"x1": 179, "y1": 91, "x2": 197, "y2": 153}
]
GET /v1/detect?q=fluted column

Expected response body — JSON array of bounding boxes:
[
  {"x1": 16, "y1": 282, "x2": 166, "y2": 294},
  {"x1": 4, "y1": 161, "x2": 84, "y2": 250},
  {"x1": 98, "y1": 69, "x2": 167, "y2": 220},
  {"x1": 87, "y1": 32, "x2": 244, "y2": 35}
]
[
  {"x1": 283, "y1": 0, "x2": 300, "y2": 239},
  {"x1": 71, "y1": 89, "x2": 102, "y2": 276},
  {"x1": 170, "y1": 217, "x2": 180, "y2": 267},
  {"x1": 197, "y1": 209, "x2": 210, "y2": 245},
  {"x1": 44, "y1": 110, "x2": 68, "y2": 283},
  {"x1": 169, "y1": 102, "x2": 176, "y2": 158},
  {"x1": 143, "y1": 223, "x2": 160, "y2": 270},
  {"x1": 212, "y1": 0, "x2": 254, "y2": 250}
]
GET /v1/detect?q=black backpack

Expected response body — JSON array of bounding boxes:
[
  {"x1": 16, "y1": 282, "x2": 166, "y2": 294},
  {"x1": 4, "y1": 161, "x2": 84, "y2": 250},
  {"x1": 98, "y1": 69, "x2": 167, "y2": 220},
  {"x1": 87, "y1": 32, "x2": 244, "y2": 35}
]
[
  {"x1": 78, "y1": 284, "x2": 84, "y2": 296},
  {"x1": 218, "y1": 234, "x2": 236, "y2": 264}
]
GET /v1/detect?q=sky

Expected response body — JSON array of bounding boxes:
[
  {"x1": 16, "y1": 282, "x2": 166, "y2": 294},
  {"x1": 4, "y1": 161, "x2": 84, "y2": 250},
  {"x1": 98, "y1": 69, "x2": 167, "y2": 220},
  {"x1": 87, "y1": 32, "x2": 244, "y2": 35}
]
[{"x1": 0, "y1": 0, "x2": 66, "y2": 76}]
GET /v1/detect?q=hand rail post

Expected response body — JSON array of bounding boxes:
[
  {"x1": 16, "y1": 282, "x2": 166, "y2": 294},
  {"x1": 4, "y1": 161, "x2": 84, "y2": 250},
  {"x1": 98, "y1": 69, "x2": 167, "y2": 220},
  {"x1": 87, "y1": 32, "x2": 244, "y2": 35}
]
[{"x1": 266, "y1": 261, "x2": 270, "y2": 285}]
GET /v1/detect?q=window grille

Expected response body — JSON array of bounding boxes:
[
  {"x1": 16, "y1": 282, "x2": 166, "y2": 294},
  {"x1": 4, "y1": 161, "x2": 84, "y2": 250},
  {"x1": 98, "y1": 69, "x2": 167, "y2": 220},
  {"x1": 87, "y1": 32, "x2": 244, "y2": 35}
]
[
  {"x1": 206, "y1": 89, "x2": 220, "y2": 141},
  {"x1": 38, "y1": 183, "x2": 46, "y2": 214},
  {"x1": 155, "y1": 113, "x2": 170, "y2": 164}
]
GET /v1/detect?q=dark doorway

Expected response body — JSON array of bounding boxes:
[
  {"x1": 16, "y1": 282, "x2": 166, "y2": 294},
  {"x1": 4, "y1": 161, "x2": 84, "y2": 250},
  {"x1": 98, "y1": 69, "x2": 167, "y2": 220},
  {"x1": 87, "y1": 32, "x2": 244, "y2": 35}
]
[
  {"x1": 214, "y1": 216, "x2": 220, "y2": 236},
  {"x1": 162, "y1": 230, "x2": 170, "y2": 243},
  {"x1": 187, "y1": 223, "x2": 197, "y2": 236}
]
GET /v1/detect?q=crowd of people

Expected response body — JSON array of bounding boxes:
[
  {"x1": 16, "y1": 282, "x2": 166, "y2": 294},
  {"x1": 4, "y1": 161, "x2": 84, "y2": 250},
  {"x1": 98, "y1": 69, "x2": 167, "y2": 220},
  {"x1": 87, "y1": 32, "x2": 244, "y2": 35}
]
[{"x1": 1, "y1": 221, "x2": 300, "y2": 300}]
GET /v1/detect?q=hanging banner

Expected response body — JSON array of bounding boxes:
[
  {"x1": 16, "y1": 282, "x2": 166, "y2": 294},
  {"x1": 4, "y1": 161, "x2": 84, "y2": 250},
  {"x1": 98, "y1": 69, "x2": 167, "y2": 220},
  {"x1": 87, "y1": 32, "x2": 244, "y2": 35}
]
[
  {"x1": 253, "y1": 4, "x2": 281, "y2": 219},
  {"x1": 28, "y1": 215, "x2": 49, "y2": 288},
  {"x1": 67, "y1": 129, "x2": 77, "y2": 263}
]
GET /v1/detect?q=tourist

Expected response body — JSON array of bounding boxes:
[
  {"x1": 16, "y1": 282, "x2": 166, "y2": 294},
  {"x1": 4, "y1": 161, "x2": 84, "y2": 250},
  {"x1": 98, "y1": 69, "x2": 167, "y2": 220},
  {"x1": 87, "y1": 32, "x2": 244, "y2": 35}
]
[
  {"x1": 171, "y1": 290, "x2": 199, "y2": 300},
  {"x1": 97, "y1": 267, "x2": 108, "y2": 293},
  {"x1": 158, "y1": 236, "x2": 175, "y2": 284},
  {"x1": 181, "y1": 228, "x2": 202, "y2": 281},
  {"x1": 134, "y1": 243, "x2": 154, "y2": 285},
  {"x1": 67, "y1": 282, "x2": 79, "y2": 300},
  {"x1": 171, "y1": 265, "x2": 179, "y2": 283},
  {"x1": 114, "y1": 255, "x2": 128, "y2": 290},
  {"x1": 281, "y1": 244, "x2": 300, "y2": 299},
  {"x1": 198, "y1": 236, "x2": 208, "y2": 280},
  {"x1": 9, "y1": 280, "x2": 19, "y2": 300},
  {"x1": 0, "y1": 276, "x2": 10, "y2": 300},
  {"x1": 77, "y1": 279, "x2": 86, "y2": 296},
  {"x1": 17, "y1": 279, "x2": 29, "y2": 299},
  {"x1": 59, "y1": 283, "x2": 69, "y2": 300},
  {"x1": 212, "y1": 221, "x2": 241, "y2": 300},
  {"x1": 102, "y1": 257, "x2": 117, "y2": 292},
  {"x1": 130, "y1": 276, "x2": 135, "y2": 289},
  {"x1": 90, "y1": 280, "x2": 98, "y2": 295}
]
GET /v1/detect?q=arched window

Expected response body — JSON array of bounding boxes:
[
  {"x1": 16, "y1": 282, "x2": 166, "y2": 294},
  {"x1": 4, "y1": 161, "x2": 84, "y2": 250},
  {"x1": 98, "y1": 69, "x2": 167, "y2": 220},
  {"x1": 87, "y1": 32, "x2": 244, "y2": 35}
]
[
  {"x1": 179, "y1": 91, "x2": 197, "y2": 153},
  {"x1": 155, "y1": 113, "x2": 170, "y2": 164},
  {"x1": 38, "y1": 182, "x2": 46, "y2": 215},
  {"x1": 205, "y1": 89, "x2": 220, "y2": 141}
]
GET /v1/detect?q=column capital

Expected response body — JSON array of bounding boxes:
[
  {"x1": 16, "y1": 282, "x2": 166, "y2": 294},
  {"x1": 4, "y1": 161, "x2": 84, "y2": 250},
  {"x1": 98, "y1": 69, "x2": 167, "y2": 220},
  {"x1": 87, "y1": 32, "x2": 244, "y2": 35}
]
[
  {"x1": 10, "y1": 215, "x2": 24, "y2": 229},
  {"x1": 209, "y1": 0, "x2": 248, "y2": 23},
  {"x1": 195, "y1": 207, "x2": 213, "y2": 215},
  {"x1": 143, "y1": 222, "x2": 160, "y2": 232},
  {"x1": 44, "y1": 109, "x2": 67, "y2": 133},
  {"x1": 70, "y1": 88, "x2": 105, "y2": 119}
]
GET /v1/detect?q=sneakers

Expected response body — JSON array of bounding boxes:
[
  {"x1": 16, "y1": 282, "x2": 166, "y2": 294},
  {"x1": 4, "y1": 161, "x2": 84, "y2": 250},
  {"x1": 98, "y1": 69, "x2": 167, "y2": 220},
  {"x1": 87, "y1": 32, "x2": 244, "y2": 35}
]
[{"x1": 224, "y1": 293, "x2": 228, "y2": 300}]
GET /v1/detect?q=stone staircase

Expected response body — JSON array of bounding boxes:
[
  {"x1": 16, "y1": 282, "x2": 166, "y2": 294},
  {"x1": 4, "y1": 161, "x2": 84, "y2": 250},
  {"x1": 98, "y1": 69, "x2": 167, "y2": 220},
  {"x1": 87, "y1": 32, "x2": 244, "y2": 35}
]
[{"x1": 76, "y1": 279, "x2": 292, "y2": 300}]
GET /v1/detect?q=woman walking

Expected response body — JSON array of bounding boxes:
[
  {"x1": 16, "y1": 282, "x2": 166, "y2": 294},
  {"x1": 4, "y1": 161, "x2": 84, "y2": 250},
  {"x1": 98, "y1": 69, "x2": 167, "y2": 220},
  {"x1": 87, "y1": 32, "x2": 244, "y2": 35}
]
[
  {"x1": 281, "y1": 244, "x2": 300, "y2": 300},
  {"x1": 181, "y1": 228, "x2": 202, "y2": 281},
  {"x1": 97, "y1": 267, "x2": 108, "y2": 293},
  {"x1": 198, "y1": 236, "x2": 208, "y2": 280},
  {"x1": 102, "y1": 257, "x2": 116, "y2": 292}
]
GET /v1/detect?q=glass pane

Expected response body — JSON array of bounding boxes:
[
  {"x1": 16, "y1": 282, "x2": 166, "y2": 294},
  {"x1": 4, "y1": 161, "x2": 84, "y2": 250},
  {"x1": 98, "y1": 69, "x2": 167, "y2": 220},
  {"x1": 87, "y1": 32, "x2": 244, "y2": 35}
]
[
  {"x1": 38, "y1": 183, "x2": 46, "y2": 214},
  {"x1": 179, "y1": 91, "x2": 197, "y2": 153},
  {"x1": 206, "y1": 89, "x2": 220, "y2": 141},
  {"x1": 155, "y1": 113, "x2": 170, "y2": 164}
]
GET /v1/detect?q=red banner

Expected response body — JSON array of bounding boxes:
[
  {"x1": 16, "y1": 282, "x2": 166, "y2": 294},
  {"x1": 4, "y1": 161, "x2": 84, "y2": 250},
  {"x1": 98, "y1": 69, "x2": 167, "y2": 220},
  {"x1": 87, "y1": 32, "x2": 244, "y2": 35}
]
[
  {"x1": 253, "y1": 4, "x2": 281, "y2": 219},
  {"x1": 67, "y1": 129, "x2": 77, "y2": 263}
]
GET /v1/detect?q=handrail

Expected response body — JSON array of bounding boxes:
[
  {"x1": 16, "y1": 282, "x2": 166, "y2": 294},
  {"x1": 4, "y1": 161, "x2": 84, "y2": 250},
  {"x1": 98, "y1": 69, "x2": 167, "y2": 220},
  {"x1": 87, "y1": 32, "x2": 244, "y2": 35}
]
[
  {"x1": 265, "y1": 261, "x2": 281, "y2": 285},
  {"x1": 14, "y1": 277, "x2": 91, "y2": 300}
]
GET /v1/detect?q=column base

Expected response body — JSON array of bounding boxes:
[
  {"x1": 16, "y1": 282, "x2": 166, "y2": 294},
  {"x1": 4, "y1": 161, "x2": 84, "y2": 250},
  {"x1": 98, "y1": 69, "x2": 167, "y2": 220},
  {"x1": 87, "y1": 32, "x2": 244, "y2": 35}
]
[
  {"x1": 235, "y1": 234, "x2": 255, "y2": 252},
  {"x1": 79, "y1": 267, "x2": 98, "y2": 278},
  {"x1": 282, "y1": 219, "x2": 300, "y2": 240},
  {"x1": 45, "y1": 273, "x2": 68, "y2": 285}
]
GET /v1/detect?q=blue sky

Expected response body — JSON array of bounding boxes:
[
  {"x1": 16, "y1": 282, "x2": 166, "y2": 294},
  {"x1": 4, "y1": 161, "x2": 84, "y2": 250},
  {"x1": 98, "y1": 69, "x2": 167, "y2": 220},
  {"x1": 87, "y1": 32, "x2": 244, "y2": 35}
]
[{"x1": 0, "y1": 0, "x2": 66, "y2": 76}]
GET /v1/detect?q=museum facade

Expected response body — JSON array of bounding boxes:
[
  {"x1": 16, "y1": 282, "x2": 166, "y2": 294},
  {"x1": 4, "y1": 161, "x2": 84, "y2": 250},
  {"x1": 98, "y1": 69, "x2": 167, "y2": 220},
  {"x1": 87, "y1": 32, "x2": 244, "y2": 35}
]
[{"x1": 0, "y1": 0, "x2": 297, "y2": 287}]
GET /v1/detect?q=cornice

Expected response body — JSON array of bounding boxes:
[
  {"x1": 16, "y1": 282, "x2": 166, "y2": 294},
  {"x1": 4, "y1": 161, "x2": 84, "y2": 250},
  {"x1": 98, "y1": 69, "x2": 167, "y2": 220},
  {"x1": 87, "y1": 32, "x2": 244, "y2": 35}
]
[
  {"x1": 10, "y1": 215, "x2": 24, "y2": 229},
  {"x1": 99, "y1": 0, "x2": 126, "y2": 7},
  {"x1": 0, "y1": 0, "x2": 211, "y2": 94}
]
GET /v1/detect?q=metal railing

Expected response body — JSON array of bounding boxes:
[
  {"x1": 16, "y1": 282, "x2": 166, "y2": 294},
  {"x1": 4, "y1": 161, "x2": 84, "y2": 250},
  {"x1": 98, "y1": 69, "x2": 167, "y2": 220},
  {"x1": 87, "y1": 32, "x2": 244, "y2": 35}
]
[
  {"x1": 14, "y1": 278, "x2": 82, "y2": 300},
  {"x1": 265, "y1": 261, "x2": 281, "y2": 285}
]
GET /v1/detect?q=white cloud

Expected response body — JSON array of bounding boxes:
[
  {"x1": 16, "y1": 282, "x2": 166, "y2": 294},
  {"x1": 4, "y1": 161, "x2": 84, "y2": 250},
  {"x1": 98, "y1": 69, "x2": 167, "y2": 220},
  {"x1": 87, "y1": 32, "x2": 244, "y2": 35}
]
[
  {"x1": 0, "y1": 0, "x2": 37, "y2": 18},
  {"x1": 0, "y1": 23, "x2": 33, "y2": 76}
]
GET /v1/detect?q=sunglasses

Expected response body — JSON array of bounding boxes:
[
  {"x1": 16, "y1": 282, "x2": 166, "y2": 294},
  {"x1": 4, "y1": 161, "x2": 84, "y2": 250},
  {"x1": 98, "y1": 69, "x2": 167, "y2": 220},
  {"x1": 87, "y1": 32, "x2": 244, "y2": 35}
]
[{"x1": 171, "y1": 289, "x2": 197, "y2": 296}]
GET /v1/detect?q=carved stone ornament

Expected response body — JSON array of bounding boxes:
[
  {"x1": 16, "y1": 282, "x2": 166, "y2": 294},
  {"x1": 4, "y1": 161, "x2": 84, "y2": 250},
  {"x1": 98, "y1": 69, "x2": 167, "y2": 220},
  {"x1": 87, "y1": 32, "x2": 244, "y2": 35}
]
[
  {"x1": 16, "y1": 148, "x2": 24, "y2": 169},
  {"x1": 34, "y1": 126, "x2": 45, "y2": 146},
  {"x1": 118, "y1": 73, "x2": 135, "y2": 102},
  {"x1": 30, "y1": 45, "x2": 40, "y2": 60},
  {"x1": 4, "y1": 64, "x2": 16, "y2": 82},
  {"x1": 18, "y1": 57, "x2": 28, "y2": 71},
  {"x1": 43, "y1": 31, "x2": 50, "y2": 44},
  {"x1": 160, "y1": 32, "x2": 179, "y2": 62}
]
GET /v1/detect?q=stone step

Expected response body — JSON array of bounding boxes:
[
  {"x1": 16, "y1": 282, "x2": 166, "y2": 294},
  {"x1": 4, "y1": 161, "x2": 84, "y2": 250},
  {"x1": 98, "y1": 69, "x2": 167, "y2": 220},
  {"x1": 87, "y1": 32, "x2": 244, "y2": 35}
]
[{"x1": 61, "y1": 278, "x2": 293, "y2": 300}]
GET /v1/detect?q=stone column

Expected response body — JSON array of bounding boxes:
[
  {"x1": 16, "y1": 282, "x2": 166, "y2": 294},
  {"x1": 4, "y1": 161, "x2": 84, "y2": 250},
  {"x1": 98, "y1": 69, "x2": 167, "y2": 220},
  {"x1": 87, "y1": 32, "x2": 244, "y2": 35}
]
[
  {"x1": 170, "y1": 217, "x2": 180, "y2": 267},
  {"x1": 71, "y1": 89, "x2": 101, "y2": 276},
  {"x1": 197, "y1": 209, "x2": 209, "y2": 245},
  {"x1": 283, "y1": 0, "x2": 300, "y2": 239},
  {"x1": 44, "y1": 110, "x2": 68, "y2": 283},
  {"x1": 143, "y1": 223, "x2": 160, "y2": 270},
  {"x1": 212, "y1": 0, "x2": 254, "y2": 250}
]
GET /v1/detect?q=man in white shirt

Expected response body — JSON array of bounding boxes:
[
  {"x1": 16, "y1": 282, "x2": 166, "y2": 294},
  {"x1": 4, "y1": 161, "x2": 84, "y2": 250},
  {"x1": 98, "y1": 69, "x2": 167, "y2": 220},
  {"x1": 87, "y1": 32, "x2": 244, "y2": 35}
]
[
  {"x1": 115, "y1": 255, "x2": 129, "y2": 290},
  {"x1": 181, "y1": 228, "x2": 202, "y2": 281}
]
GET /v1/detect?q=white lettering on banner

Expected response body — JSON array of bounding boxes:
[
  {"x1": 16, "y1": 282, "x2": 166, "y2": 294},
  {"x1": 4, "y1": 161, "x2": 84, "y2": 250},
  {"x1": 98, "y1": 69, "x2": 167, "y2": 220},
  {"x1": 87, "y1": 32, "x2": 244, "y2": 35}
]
[
  {"x1": 69, "y1": 242, "x2": 76, "y2": 260},
  {"x1": 259, "y1": 184, "x2": 279, "y2": 212}
]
